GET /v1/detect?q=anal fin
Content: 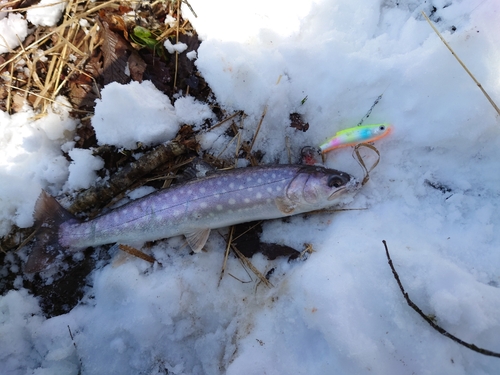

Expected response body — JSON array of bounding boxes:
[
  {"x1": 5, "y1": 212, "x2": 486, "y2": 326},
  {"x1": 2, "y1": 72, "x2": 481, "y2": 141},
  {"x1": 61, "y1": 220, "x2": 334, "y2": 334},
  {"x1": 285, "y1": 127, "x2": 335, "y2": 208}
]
[{"x1": 184, "y1": 228, "x2": 211, "y2": 253}]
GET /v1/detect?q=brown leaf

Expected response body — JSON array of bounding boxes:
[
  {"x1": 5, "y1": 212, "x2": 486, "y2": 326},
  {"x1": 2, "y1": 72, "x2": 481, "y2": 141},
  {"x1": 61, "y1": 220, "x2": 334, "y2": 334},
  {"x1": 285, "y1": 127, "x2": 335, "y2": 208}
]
[
  {"x1": 67, "y1": 80, "x2": 99, "y2": 110},
  {"x1": 118, "y1": 5, "x2": 133, "y2": 15},
  {"x1": 103, "y1": 13, "x2": 129, "y2": 39},
  {"x1": 98, "y1": 17, "x2": 131, "y2": 85},
  {"x1": 128, "y1": 52, "x2": 146, "y2": 82},
  {"x1": 11, "y1": 92, "x2": 26, "y2": 113}
]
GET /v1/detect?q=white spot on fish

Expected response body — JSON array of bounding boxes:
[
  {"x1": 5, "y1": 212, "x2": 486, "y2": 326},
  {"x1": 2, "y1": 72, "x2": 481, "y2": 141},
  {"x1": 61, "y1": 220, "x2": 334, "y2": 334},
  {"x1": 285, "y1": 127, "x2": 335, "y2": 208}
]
[
  {"x1": 200, "y1": 187, "x2": 206, "y2": 193},
  {"x1": 228, "y1": 198, "x2": 236, "y2": 205},
  {"x1": 272, "y1": 173, "x2": 276, "y2": 178},
  {"x1": 200, "y1": 202, "x2": 208, "y2": 209},
  {"x1": 248, "y1": 187, "x2": 253, "y2": 192},
  {"x1": 246, "y1": 177, "x2": 252, "y2": 182},
  {"x1": 239, "y1": 185, "x2": 244, "y2": 189},
  {"x1": 256, "y1": 193, "x2": 262, "y2": 199},
  {"x1": 217, "y1": 181, "x2": 222, "y2": 186},
  {"x1": 267, "y1": 187, "x2": 273, "y2": 193},
  {"x1": 257, "y1": 178, "x2": 262, "y2": 184},
  {"x1": 229, "y1": 183, "x2": 235, "y2": 189},
  {"x1": 244, "y1": 198, "x2": 250, "y2": 204},
  {"x1": 266, "y1": 198, "x2": 271, "y2": 203},
  {"x1": 172, "y1": 195, "x2": 178, "y2": 202},
  {"x1": 276, "y1": 186, "x2": 282, "y2": 192},
  {"x1": 216, "y1": 204, "x2": 223, "y2": 211}
]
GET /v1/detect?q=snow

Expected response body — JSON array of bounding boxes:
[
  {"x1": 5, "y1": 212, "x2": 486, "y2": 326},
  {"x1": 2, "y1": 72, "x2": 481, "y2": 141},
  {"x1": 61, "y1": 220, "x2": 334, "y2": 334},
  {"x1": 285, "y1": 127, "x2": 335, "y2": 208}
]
[
  {"x1": 174, "y1": 96, "x2": 214, "y2": 127},
  {"x1": 164, "y1": 39, "x2": 188, "y2": 54},
  {"x1": 0, "y1": 13, "x2": 28, "y2": 54},
  {"x1": 64, "y1": 149, "x2": 104, "y2": 191},
  {"x1": 26, "y1": 0, "x2": 67, "y2": 27},
  {"x1": 93, "y1": 80, "x2": 180, "y2": 149},
  {"x1": 1, "y1": 0, "x2": 500, "y2": 374}
]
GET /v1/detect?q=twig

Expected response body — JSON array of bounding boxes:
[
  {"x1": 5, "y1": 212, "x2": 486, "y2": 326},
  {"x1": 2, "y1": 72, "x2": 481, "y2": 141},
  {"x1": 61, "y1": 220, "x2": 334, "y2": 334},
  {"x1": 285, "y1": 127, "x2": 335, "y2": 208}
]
[
  {"x1": 206, "y1": 111, "x2": 243, "y2": 132},
  {"x1": 231, "y1": 243, "x2": 273, "y2": 288},
  {"x1": 173, "y1": 0, "x2": 180, "y2": 90},
  {"x1": 118, "y1": 244, "x2": 156, "y2": 264},
  {"x1": 68, "y1": 140, "x2": 190, "y2": 214},
  {"x1": 382, "y1": 240, "x2": 500, "y2": 358},
  {"x1": 248, "y1": 106, "x2": 268, "y2": 155},
  {"x1": 421, "y1": 11, "x2": 500, "y2": 117},
  {"x1": 218, "y1": 226, "x2": 234, "y2": 286},
  {"x1": 182, "y1": 0, "x2": 197, "y2": 17},
  {"x1": 67, "y1": 325, "x2": 83, "y2": 369}
]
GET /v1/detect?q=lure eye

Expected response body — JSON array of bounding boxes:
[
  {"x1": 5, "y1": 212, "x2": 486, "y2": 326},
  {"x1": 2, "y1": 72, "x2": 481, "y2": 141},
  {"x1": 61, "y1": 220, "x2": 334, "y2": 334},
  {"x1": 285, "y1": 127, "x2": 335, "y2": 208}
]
[
  {"x1": 379, "y1": 125, "x2": 386, "y2": 131},
  {"x1": 328, "y1": 176, "x2": 344, "y2": 188}
]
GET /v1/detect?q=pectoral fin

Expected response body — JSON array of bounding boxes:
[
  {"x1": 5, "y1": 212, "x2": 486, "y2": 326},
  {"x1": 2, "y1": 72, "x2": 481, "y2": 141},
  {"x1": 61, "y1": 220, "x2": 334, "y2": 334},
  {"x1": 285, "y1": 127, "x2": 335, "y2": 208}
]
[
  {"x1": 275, "y1": 197, "x2": 295, "y2": 215},
  {"x1": 185, "y1": 228, "x2": 211, "y2": 253}
]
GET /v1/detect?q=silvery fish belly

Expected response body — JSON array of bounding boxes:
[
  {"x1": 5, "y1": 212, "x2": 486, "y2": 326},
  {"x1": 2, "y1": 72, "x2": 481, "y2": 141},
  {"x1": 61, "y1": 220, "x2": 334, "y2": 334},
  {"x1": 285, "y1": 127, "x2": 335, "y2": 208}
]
[{"x1": 25, "y1": 164, "x2": 359, "y2": 272}]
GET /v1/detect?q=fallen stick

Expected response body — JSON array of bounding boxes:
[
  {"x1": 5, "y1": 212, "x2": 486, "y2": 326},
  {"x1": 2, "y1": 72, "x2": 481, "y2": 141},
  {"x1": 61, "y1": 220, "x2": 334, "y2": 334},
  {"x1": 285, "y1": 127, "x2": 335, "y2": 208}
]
[
  {"x1": 68, "y1": 140, "x2": 190, "y2": 214},
  {"x1": 383, "y1": 240, "x2": 500, "y2": 358}
]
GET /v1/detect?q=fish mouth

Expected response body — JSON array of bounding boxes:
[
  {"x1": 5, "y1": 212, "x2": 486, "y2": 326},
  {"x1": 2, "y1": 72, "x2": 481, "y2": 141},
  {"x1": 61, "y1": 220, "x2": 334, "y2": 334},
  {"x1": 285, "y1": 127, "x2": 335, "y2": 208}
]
[
  {"x1": 328, "y1": 186, "x2": 346, "y2": 200},
  {"x1": 327, "y1": 178, "x2": 360, "y2": 200}
]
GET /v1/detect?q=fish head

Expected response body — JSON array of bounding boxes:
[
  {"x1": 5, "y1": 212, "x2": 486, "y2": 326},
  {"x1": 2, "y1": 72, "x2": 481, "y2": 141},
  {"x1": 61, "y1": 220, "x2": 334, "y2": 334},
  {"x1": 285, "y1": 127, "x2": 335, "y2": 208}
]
[{"x1": 286, "y1": 166, "x2": 359, "y2": 209}]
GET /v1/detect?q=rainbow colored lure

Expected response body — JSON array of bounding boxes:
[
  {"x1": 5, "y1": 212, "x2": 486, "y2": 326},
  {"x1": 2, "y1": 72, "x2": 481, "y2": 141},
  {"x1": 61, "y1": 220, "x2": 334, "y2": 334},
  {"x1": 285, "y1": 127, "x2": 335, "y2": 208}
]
[{"x1": 319, "y1": 123, "x2": 392, "y2": 153}]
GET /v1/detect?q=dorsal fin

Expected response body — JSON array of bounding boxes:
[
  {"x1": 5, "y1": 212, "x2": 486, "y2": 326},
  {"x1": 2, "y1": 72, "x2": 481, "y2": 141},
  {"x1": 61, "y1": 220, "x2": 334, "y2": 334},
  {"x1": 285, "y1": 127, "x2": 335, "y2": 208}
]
[{"x1": 181, "y1": 158, "x2": 217, "y2": 182}]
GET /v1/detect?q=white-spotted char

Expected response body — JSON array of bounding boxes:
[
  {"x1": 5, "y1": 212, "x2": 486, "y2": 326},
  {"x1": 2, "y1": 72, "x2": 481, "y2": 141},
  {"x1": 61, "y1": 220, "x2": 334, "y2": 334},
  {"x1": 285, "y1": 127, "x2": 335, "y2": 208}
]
[{"x1": 25, "y1": 164, "x2": 359, "y2": 272}]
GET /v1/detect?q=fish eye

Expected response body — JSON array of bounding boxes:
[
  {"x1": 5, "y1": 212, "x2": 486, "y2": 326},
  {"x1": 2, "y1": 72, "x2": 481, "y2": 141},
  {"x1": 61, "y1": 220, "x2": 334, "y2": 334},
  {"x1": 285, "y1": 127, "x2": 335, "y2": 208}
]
[{"x1": 328, "y1": 176, "x2": 344, "y2": 188}]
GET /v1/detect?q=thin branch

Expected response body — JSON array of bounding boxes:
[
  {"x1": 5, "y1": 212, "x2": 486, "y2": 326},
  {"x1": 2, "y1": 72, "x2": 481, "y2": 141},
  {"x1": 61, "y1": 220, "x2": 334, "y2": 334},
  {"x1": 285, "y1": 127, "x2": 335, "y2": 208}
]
[
  {"x1": 383, "y1": 240, "x2": 500, "y2": 358},
  {"x1": 248, "y1": 106, "x2": 268, "y2": 155},
  {"x1": 118, "y1": 244, "x2": 156, "y2": 264}
]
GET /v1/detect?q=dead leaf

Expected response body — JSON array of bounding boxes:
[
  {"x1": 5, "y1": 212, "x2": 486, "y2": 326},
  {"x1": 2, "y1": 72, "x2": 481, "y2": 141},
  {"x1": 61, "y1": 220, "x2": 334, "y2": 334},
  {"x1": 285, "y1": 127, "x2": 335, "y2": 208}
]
[
  {"x1": 98, "y1": 17, "x2": 132, "y2": 85},
  {"x1": 289, "y1": 113, "x2": 309, "y2": 132},
  {"x1": 128, "y1": 52, "x2": 147, "y2": 82}
]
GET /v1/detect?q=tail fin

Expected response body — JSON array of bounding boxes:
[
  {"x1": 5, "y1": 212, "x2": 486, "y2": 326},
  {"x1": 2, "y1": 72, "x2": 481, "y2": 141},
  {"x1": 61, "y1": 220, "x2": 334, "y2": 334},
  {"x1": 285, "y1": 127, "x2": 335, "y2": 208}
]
[{"x1": 24, "y1": 190, "x2": 76, "y2": 273}]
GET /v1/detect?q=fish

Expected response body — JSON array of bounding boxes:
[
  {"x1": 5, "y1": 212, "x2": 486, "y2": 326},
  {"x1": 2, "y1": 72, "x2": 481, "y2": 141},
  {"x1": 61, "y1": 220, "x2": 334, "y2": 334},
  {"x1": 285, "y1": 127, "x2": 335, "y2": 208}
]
[
  {"x1": 319, "y1": 123, "x2": 392, "y2": 153},
  {"x1": 25, "y1": 164, "x2": 359, "y2": 273}
]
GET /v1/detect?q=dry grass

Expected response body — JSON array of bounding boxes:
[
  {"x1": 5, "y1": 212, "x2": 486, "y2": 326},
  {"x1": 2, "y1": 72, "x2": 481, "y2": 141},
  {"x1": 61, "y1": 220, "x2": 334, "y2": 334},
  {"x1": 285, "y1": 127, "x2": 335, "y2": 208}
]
[{"x1": 0, "y1": 0, "x2": 195, "y2": 115}]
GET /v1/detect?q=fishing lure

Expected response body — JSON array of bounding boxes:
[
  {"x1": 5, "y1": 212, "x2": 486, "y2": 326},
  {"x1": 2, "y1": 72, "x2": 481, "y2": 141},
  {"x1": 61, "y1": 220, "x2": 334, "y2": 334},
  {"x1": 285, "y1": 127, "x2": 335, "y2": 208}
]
[{"x1": 319, "y1": 123, "x2": 392, "y2": 153}]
